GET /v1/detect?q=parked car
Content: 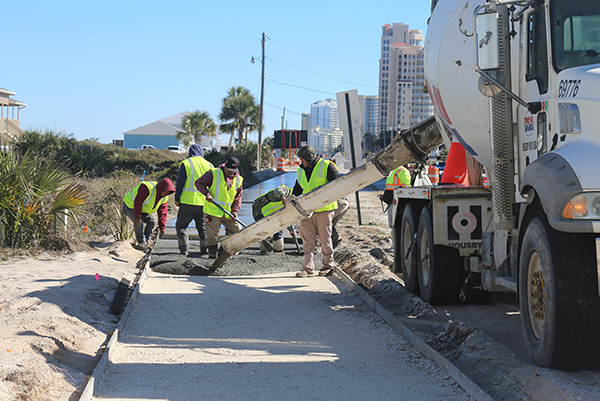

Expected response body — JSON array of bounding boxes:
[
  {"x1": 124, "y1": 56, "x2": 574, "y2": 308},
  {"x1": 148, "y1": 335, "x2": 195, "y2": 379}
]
[
  {"x1": 167, "y1": 145, "x2": 186, "y2": 153},
  {"x1": 141, "y1": 144, "x2": 156, "y2": 150}
]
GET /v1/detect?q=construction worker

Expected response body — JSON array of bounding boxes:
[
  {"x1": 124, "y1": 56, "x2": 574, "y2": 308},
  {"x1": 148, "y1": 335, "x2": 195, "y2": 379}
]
[
  {"x1": 194, "y1": 157, "x2": 243, "y2": 259},
  {"x1": 380, "y1": 166, "x2": 411, "y2": 228},
  {"x1": 123, "y1": 178, "x2": 175, "y2": 253},
  {"x1": 252, "y1": 185, "x2": 292, "y2": 253},
  {"x1": 174, "y1": 144, "x2": 214, "y2": 256},
  {"x1": 293, "y1": 145, "x2": 340, "y2": 278}
]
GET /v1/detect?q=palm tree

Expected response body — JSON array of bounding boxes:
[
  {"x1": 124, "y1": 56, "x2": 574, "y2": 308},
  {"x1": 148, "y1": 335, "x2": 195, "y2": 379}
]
[
  {"x1": 177, "y1": 110, "x2": 217, "y2": 147},
  {"x1": 218, "y1": 86, "x2": 260, "y2": 149}
]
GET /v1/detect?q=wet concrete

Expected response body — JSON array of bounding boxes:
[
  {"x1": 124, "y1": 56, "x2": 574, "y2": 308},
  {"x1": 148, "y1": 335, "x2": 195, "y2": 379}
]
[{"x1": 151, "y1": 238, "x2": 311, "y2": 276}]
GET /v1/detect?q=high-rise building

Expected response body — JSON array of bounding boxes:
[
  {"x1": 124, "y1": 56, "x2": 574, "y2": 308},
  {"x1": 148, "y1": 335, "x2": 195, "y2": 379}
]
[
  {"x1": 359, "y1": 95, "x2": 379, "y2": 135},
  {"x1": 308, "y1": 126, "x2": 343, "y2": 156},
  {"x1": 378, "y1": 23, "x2": 433, "y2": 133},
  {"x1": 301, "y1": 113, "x2": 311, "y2": 132},
  {"x1": 310, "y1": 98, "x2": 339, "y2": 131}
]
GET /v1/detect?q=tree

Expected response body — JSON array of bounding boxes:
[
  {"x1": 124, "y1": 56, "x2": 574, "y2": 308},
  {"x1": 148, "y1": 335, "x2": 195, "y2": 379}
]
[
  {"x1": 177, "y1": 110, "x2": 217, "y2": 147},
  {"x1": 218, "y1": 86, "x2": 259, "y2": 149}
]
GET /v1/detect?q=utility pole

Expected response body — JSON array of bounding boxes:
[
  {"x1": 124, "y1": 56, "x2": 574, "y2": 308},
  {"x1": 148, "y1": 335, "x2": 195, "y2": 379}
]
[{"x1": 257, "y1": 32, "x2": 267, "y2": 171}]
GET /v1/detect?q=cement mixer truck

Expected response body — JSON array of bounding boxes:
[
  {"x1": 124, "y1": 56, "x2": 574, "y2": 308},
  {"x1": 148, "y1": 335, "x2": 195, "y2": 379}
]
[
  {"x1": 212, "y1": 0, "x2": 600, "y2": 372},
  {"x1": 387, "y1": 0, "x2": 600, "y2": 371}
]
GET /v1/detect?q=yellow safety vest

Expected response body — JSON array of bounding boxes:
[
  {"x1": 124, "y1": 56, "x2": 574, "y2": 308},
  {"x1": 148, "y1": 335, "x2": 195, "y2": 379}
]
[
  {"x1": 385, "y1": 166, "x2": 411, "y2": 190},
  {"x1": 260, "y1": 185, "x2": 292, "y2": 217},
  {"x1": 203, "y1": 168, "x2": 243, "y2": 217},
  {"x1": 179, "y1": 156, "x2": 214, "y2": 206},
  {"x1": 297, "y1": 159, "x2": 338, "y2": 212},
  {"x1": 123, "y1": 181, "x2": 168, "y2": 214}
]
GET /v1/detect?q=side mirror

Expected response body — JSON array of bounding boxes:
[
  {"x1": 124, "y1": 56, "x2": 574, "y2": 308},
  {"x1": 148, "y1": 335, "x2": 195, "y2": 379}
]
[{"x1": 476, "y1": 12, "x2": 500, "y2": 70}]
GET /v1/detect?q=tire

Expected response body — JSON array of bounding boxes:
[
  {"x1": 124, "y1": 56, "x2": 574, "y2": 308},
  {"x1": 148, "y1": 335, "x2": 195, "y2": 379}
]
[
  {"x1": 394, "y1": 203, "x2": 421, "y2": 293},
  {"x1": 417, "y1": 206, "x2": 459, "y2": 305},
  {"x1": 519, "y1": 215, "x2": 600, "y2": 370}
]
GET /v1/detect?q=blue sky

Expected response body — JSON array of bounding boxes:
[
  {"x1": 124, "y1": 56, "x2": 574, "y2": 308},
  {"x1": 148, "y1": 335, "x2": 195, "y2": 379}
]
[{"x1": 4, "y1": 1, "x2": 431, "y2": 145}]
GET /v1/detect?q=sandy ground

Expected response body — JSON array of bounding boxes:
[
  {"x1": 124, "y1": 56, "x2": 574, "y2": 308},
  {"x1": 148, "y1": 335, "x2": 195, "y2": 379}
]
[{"x1": 0, "y1": 242, "x2": 145, "y2": 400}]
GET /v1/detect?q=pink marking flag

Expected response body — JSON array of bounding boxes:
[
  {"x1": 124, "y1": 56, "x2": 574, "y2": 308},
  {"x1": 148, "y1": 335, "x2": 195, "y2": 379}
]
[{"x1": 95, "y1": 273, "x2": 100, "y2": 282}]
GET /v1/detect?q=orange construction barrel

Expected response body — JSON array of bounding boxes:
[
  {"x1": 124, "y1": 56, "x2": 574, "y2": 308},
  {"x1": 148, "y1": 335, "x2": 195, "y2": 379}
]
[
  {"x1": 483, "y1": 173, "x2": 490, "y2": 189},
  {"x1": 428, "y1": 165, "x2": 440, "y2": 184},
  {"x1": 276, "y1": 157, "x2": 285, "y2": 171}
]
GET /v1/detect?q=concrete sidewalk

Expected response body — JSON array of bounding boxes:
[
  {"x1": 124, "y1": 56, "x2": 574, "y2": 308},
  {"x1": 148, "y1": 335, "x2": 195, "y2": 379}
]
[{"x1": 90, "y1": 270, "x2": 470, "y2": 401}]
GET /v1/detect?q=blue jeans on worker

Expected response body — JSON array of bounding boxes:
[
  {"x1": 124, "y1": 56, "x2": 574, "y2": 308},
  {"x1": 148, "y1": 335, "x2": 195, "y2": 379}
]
[{"x1": 122, "y1": 202, "x2": 156, "y2": 245}]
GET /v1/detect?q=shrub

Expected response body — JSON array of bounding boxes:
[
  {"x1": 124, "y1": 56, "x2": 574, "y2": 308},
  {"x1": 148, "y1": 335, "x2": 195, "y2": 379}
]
[{"x1": 0, "y1": 150, "x2": 87, "y2": 248}]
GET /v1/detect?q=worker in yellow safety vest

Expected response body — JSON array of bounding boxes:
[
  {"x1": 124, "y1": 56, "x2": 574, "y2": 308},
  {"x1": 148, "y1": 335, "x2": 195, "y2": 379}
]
[
  {"x1": 252, "y1": 185, "x2": 292, "y2": 253},
  {"x1": 174, "y1": 144, "x2": 214, "y2": 256},
  {"x1": 194, "y1": 157, "x2": 243, "y2": 259},
  {"x1": 292, "y1": 145, "x2": 340, "y2": 278},
  {"x1": 380, "y1": 166, "x2": 411, "y2": 228},
  {"x1": 122, "y1": 178, "x2": 175, "y2": 253}
]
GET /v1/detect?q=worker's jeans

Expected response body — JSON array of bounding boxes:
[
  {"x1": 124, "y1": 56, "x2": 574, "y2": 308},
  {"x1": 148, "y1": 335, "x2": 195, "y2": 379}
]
[
  {"x1": 176, "y1": 203, "x2": 206, "y2": 241},
  {"x1": 205, "y1": 213, "x2": 241, "y2": 247},
  {"x1": 122, "y1": 202, "x2": 156, "y2": 245},
  {"x1": 299, "y1": 210, "x2": 335, "y2": 273}
]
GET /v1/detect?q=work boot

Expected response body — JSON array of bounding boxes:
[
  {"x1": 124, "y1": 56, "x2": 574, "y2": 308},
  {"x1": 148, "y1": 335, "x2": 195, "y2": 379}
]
[
  {"x1": 199, "y1": 238, "x2": 207, "y2": 255},
  {"x1": 177, "y1": 234, "x2": 189, "y2": 256},
  {"x1": 260, "y1": 239, "x2": 271, "y2": 254},
  {"x1": 208, "y1": 245, "x2": 218, "y2": 259},
  {"x1": 273, "y1": 238, "x2": 284, "y2": 252},
  {"x1": 133, "y1": 243, "x2": 150, "y2": 253}
]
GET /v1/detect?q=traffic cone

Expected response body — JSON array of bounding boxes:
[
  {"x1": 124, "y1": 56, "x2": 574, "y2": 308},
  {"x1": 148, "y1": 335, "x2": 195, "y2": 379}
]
[{"x1": 440, "y1": 137, "x2": 469, "y2": 186}]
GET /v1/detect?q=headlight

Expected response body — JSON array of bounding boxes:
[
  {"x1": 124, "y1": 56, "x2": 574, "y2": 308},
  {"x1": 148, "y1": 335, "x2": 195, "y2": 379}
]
[
  {"x1": 562, "y1": 193, "x2": 600, "y2": 219},
  {"x1": 558, "y1": 103, "x2": 581, "y2": 134}
]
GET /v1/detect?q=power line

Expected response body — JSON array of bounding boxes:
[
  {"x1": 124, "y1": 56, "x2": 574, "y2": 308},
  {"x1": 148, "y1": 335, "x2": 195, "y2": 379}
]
[
  {"x1": 265, "y1": 102, "x2": 302, "y2": 116},
  {"x1": 269, "y1": 58, "x2": 378, "y2": 89},
  {"x1": 268, "y1": 80, "x2": 336, "y2": 95}
]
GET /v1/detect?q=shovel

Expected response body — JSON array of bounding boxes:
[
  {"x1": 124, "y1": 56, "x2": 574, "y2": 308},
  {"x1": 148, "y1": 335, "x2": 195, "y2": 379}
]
[
  {"x1": 209, "y1": 200, "x2": 247, "y2": 228},
  {"x1": 287, "y1": 225, "x2": 304, "y2": 256}
]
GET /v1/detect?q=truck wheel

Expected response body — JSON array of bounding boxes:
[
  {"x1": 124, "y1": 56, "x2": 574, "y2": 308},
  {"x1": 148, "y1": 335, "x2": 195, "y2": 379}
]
[
  {"x1": 519, "y1": 215, "x2": 600, "y2": 370},
  {"x1": 394, "y1": 203, "x2": 421, "y2": 293},
  {"x1": 417, "y1": 206, "x2": 458, "y2": 305}
]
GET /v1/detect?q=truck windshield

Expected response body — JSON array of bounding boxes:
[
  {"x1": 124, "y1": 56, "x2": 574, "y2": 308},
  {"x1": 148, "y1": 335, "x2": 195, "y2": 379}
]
[{"x1": 552, "y1": 0, "x2": 600, "y2": 71}]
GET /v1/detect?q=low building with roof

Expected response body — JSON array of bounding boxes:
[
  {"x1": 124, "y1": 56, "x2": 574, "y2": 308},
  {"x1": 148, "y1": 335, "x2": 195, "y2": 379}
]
[
  {"x1": 123, "y1": 112, "x2": 222, "y2": 151},
  {"x1": 123, "y1": 112, "x2": 187, "y2": 150}
]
